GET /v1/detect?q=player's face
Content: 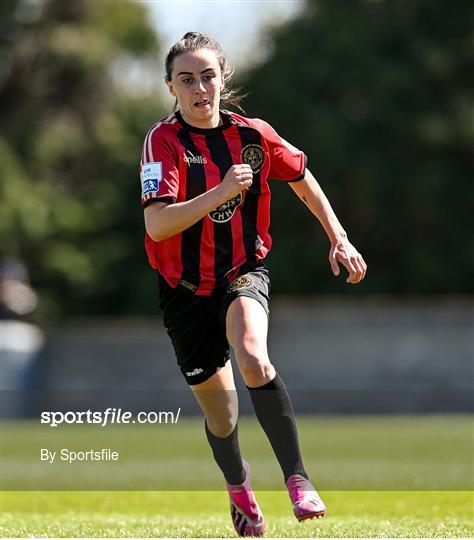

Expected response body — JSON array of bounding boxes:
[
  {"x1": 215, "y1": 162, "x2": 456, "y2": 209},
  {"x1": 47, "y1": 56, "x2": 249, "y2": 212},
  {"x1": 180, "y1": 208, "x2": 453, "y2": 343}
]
[{"x1": 167, "y1": 48, "x2": 224, "y2": 129}]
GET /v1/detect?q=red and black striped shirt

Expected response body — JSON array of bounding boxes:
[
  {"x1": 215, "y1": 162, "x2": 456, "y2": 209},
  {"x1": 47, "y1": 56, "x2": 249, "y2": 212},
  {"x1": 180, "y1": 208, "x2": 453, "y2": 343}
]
[{"x1": 139, "y1": 110, "x2": 307, "y2": 295}]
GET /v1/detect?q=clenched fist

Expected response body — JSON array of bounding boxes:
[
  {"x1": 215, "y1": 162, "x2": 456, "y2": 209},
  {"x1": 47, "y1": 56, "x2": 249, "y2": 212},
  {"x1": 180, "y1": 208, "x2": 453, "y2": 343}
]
[{"x1": 218, "y1": 164, "x2": 253, "y2": 200}]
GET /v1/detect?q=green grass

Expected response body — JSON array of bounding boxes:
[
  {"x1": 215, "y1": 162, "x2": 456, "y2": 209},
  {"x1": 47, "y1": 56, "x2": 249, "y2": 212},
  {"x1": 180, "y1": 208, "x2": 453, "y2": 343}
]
[
  {"x1": 1, "y1": 490, "x2": 472, "y2": 537},
  {"x1": 2, "y1": 416, "x2": 472, "y2": 490},
  {"x1": 1, "y1": 415, "x2": 473, "y2": 536}
]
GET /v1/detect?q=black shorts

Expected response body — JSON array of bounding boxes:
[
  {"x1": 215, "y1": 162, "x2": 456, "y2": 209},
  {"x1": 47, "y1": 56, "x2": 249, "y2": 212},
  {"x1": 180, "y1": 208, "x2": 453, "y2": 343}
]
[{"x1": 158, "y1": 262, "x2": 270, "y2": 385}]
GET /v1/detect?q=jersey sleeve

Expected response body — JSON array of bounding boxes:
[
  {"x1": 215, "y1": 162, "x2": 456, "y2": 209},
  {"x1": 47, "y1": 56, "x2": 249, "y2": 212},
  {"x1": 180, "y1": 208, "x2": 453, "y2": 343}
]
[
  {"x1": 255, "y1": 119, "x2": 307, "y2": 182},
  {"x1": 139, "y1": 127, "x2": 179, "y2": 207}
]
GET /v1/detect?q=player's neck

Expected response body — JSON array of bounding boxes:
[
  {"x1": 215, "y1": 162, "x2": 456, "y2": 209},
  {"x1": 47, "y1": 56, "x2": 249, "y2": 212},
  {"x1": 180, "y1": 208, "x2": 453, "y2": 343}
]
[{"x1": 180, "y1": 109, "x2": 223, "y2": 130}]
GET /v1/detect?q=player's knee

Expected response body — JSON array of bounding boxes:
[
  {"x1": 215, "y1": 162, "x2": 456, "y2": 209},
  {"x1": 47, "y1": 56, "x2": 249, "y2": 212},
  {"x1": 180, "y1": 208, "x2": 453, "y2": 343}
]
[
  {"x1": 206, "y1": 414, "x2": 237, "y2": 438},
  {"x1": 239, "y1": 352, "x2": 274, "y2": 386},
  {"x1": 205, "y1": 401, "x2": 238, "y2": 438}
]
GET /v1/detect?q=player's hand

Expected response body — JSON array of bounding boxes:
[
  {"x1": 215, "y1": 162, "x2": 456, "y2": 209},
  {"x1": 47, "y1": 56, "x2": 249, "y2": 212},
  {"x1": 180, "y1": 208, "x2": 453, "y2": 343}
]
[
  {"x1": 329, "y1": 237, "x2": 367, "y2": 284},
  {"x1": 218, "y1": 164, "x2": 253, "y2": 200}
]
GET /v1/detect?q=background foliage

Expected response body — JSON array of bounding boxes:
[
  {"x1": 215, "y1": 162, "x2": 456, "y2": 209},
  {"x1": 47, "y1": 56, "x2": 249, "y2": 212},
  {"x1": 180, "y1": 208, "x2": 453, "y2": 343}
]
[
  {"x1": 241, "y1": 0, "x2": 473, "y2": 295},
  {"x1": 1, "y1": 0, "x2": 472, "y2": 318},
  {"x1": 1, "y1": 0, "x2": 166, "y2": 317}
]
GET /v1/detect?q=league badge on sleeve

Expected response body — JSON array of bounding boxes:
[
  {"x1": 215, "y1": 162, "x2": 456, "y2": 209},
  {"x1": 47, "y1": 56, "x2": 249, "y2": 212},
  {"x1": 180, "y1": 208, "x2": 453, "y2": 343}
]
[{"x1": 140, "y1": 162, "x2": 162, "y2": 196}]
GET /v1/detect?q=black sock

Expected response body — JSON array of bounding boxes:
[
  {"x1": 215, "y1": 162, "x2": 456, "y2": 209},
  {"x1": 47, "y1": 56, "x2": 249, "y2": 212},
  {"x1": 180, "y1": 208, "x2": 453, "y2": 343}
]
[
  {"x1": 247, "y1": 372, "x2": 307, "y2": 482},
  {"x1": 205, "y1": 421, "x2": 245, "y2": 485}
]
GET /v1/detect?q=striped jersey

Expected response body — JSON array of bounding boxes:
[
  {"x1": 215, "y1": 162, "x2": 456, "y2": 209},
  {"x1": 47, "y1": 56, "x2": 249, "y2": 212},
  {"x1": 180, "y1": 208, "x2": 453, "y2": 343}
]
[{"x1": 139, "y1": 110, "x2": 307, "y2": 295}]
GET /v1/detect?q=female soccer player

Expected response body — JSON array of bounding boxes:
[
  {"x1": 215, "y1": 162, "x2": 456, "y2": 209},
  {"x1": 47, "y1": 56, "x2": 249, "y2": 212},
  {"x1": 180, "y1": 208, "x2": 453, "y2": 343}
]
[{"x1": 139, "y1": 32, "x2": 366, "y2": 537}]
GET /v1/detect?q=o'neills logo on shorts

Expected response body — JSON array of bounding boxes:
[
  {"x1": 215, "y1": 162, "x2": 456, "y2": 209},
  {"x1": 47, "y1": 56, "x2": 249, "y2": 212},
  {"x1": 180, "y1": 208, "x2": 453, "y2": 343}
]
[
  {"x1": 186, "y1": 368, "x2": 203, "y2": 377},
  {"x1": 208, "y1": 192, "x2": 242, "y2": 223},
  {"x1": 228, "y1": 274, "x2": 254, "y2": 292},
  {"x1": 183, "y1": 152, "x2": 207, "y2": 165}
]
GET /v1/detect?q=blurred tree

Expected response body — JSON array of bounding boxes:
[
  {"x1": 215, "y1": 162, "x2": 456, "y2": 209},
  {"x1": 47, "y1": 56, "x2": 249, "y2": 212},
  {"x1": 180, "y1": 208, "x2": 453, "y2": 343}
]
[
  {"x1": 1, "y1": 0, "x2": 167, "y2": 317},
  {"x1": 240, "y1": 0, "x2": 473, "y2": 295}
]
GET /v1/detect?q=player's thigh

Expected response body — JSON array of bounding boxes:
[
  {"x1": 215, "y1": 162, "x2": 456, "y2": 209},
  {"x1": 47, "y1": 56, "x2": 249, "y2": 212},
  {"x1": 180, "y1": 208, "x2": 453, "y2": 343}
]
[
  {"x1": 160, "y1": 277, "x2": 230, "y2": 385},
  {"x1": 225, "y1": 296, "x2": 269, "y2": 360}
]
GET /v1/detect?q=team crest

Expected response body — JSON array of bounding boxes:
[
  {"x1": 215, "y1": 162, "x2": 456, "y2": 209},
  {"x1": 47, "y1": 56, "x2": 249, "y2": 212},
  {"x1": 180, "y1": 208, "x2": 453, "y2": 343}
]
[
  {"x1": 228, "y1": 274, "x2": 254, "y2": 292},
  {"x1": 209, "y1": 192, "x2": 243, "y2": 223},
  {"x1": 241, "y1": 144, "x2": 265, "y2": 173}
]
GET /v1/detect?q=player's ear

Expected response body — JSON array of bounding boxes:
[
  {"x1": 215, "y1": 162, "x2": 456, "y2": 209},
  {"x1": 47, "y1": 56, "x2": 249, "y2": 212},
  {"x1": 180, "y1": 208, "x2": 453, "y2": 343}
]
[{"x1": 166, "y1": 80, "x2": 176, "y2": 98}]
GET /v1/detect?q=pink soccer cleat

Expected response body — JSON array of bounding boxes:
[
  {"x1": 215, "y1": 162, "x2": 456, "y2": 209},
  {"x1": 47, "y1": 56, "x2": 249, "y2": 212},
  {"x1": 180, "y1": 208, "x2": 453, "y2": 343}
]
[
  {"x1": 286, "y1": 474, "x2": 326, "y2": 521},
  {"x1": 226, "y1": 459, "x2": 265, "y2": 537}
]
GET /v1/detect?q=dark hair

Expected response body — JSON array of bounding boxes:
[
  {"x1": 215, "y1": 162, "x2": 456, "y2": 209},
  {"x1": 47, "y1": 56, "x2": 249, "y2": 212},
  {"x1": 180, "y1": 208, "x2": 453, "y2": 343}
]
[{"x1": 165, "y1": 32, "x2": 247, "y2": 111}]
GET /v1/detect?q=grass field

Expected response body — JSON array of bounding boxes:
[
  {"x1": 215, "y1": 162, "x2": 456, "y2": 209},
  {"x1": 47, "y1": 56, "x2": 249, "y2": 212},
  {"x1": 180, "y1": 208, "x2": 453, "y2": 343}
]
[
  {"x1": 1, "y1": 415, "x2": 473, "y2": 537},
  {"x1": 1, "y1": 490, "x2": 472, "y2": 537}
]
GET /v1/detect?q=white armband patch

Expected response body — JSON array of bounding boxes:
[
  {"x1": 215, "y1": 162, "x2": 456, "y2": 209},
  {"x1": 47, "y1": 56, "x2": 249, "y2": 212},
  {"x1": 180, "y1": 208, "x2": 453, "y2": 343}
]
[{"x1": 140, "y1": 162, "x2": 162, "y2": 196}]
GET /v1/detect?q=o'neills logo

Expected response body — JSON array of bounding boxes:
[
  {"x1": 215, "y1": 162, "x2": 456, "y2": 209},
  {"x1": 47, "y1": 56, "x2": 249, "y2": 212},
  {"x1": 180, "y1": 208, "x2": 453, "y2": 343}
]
[
  {"x1": 209, "y1": 192, "x2": 243, "y2": 223},
  {"x1": 186, "y1": 367, "x2": 203, "y2": 377},
  {"x1": 183, "y1": 152, "x2": 207, "y2": 165}
]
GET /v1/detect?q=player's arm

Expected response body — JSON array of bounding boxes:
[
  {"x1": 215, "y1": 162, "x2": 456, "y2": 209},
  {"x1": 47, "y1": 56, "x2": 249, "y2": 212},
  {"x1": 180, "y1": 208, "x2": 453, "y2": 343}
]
[
  {"x1": 144, "y1": 164, "x2": 253, "y2": 242},
  {"x1": 289, "y1": 168, "x2": 367, "y2": 284}
]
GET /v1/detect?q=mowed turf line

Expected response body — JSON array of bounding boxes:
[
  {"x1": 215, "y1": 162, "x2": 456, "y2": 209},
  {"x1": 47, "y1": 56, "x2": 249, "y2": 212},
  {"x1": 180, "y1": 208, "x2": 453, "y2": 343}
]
[{"x1": 1, "y1": 490, "x2": 472, "y2": 537}]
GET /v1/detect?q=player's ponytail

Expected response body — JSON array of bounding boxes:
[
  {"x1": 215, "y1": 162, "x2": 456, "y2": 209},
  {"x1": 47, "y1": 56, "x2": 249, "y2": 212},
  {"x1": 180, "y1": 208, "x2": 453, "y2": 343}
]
[{"x1": 165, "y1": 32, "x2": 247, "y2": 112}]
